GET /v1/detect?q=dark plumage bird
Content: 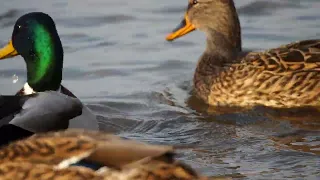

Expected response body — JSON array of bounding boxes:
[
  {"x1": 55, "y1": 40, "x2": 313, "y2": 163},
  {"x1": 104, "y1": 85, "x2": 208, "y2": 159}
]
[{"x1": 0, "y1": 12, "x2": 98, "y2": 129}]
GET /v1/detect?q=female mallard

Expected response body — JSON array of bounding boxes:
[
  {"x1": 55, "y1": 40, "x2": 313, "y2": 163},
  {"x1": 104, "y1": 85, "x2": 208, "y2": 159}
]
[
  {"x1": 0, "y1": 129, "x2": 210, "y2": 180},
  {"x1": 166, "y1": 0, "x2": 320, "y2": 108},
  {"x1": 0, "y1": 12, "x2": 98, "y2": 129}
]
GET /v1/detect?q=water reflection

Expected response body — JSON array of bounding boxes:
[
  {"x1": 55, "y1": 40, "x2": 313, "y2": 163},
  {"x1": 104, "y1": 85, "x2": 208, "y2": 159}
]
[{"x1": 187, "y1": 93, "x2": 320, "y2": 156}]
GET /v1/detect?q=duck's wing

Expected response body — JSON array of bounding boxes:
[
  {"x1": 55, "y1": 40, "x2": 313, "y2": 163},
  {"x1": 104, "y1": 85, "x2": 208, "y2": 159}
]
[
  {"x1": 0, "y1": 92, "x2": 82, "y2": 147},
  {"x1": 3, "y1": 91, "x2": 82, "y2": 133},
  {"x1": 242, "y1": 39, "x2": 320, "y2": 73},
  {"x1": 0, "y1": 129, "x2": 209, "y2": 180},
  {"x1": 0, "y1": 95, "x2": 35, "y2": 146},
  {"x1": 0, "y1": 129, "x2": 172, "y2": 168},
  {"x1": 0, "y1": 95, "x2": 26, "y2": 123},
  {"x1": 235, "y1": 40, "x2": 320, "y2": 98},
  {"x1": 16, "y1": 84, "x2": 100, "y2": 131},
  {"x1": 102, "y1": 153, "x2": 210, "y2": 180}
]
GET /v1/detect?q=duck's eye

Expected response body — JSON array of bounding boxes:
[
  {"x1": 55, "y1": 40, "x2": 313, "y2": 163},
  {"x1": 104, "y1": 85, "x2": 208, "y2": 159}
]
[
  {"x1": 14, "y1": 25, "x2": 22, "y2": 34},
  {"x1": 192, "y1": 0, "x2": 198, "y2": 4},
  {"x1": 16, "y1": 25, "x2": 22, "y2": 31}
]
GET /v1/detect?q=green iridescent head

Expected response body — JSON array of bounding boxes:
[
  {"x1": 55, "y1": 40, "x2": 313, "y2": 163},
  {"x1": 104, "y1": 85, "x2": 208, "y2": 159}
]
[{"x1": 0, "y1": 12, "x2": 63, "y2": 91}]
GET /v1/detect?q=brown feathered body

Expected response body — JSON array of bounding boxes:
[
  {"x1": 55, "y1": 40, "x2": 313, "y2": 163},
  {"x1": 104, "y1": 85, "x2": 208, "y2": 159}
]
[
  {"x1": 195, "y1": 40, "x2": 320, "y2": 108},
  {"x1": 167, "y1": 0, "x2": 320, "y2": 108},
  {"x1": 0, "y1": 129, "x2": 210, "y2": 180}
]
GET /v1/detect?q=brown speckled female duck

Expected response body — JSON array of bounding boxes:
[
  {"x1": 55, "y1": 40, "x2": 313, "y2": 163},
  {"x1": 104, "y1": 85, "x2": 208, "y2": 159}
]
[
  {"x1": 0, "y1": 129, "x2": 212, "y2": 180},
  {"x1": 166, "y1": 0, "x2": 320, "y2": 108}
]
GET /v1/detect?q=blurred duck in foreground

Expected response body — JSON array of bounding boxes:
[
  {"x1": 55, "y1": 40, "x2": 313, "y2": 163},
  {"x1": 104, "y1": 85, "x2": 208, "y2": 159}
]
[
  {"x1": 0, "y1": 12, "x2": 98, "y2": 130},
  {"x1": 0, "y1": 92, "x2": 213, "y2": 179},
  {"x1": 0, "y1": 129, "x2": 212, "y2": 180},
  {"x1": 166, "y1": 0, "x2": 320, "y2": 108}
]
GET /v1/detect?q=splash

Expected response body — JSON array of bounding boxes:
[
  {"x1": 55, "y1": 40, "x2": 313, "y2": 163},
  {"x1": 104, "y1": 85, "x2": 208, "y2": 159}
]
[{"x1": 12, "y1": 74, "x2": 18, "y2": 83}]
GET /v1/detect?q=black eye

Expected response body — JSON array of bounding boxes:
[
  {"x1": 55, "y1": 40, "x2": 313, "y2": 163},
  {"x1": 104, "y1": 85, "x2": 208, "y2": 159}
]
[
  {"x1": 16, "y1": 25, "x2": 22, "y2": 31},
  {"x1": 193, "y1": 0, "x2": 198, "y2": 4},
  {"x1": 13, "y1": 25, "x2": 22, "y2": 34}
]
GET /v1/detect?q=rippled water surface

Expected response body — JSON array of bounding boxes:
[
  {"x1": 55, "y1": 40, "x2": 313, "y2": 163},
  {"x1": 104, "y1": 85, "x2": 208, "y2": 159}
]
[{"x1": 0, "y1": 0, "x2": 320, "y2": 179}]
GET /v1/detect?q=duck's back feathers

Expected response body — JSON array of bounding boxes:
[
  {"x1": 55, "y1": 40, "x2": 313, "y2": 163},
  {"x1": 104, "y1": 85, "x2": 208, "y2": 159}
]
[
  {"x1": 0, "y1": 129, "x2": 209, "y2": 180},
  {"x1": 242, "y1": 39, "x2": 320, "y2": 73},
  {"x1": 0, "y1": 162, "x2": 99, "y2": 180},
  {"x1": 201, "y1": 40, "x2": 320, "y2": 108},
  {"x1": 0, "y1": 129, "x2": 172, "y2": 168}
]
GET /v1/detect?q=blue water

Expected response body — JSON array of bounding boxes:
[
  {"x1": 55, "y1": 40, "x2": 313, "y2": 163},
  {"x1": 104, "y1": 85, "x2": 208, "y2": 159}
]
[{"x1": 0, "y1": 0, "x2": 319, "y2": 179}]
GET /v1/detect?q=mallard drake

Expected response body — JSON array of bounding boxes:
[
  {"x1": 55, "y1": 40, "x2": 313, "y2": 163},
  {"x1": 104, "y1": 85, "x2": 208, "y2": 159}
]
[
  {"x1": 0, "y1": 91, "x2": 82, "y2": 146},
  {"x1": 166, "y1": 0, "x2": 320, "y2": 108},
  {"x1": 0, "y1": 12, "x2": 98, "y2": 129},
  {"x1": 0, "y1": 129, "x2": 211, "y2": 180}
]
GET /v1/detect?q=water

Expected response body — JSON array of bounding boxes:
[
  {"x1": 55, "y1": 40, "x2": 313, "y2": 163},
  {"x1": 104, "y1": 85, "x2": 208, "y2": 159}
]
[{"x1": 0, "y1": 0, "x2": 319, "y2": 179}]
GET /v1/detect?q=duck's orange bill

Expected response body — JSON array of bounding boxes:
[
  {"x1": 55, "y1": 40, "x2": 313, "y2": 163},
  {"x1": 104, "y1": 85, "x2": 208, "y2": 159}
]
[
  {"x1": 0, "y1": 40, "x2": 18, "y2": 60},
  {"x1": 166, "y1": 14, "x2": 195, "y2": 41}
]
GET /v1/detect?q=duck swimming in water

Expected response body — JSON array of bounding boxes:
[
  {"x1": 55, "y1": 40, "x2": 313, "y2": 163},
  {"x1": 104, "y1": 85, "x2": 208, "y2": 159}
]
[
  {"x1": 0, "y1": 12, "x2": 98, "y2": 129},
  {"x1": 166, "y1": 0, "x2": 320, "y2": 108},
  {"x1": 0, "y1": 129, "x2": 211, "y2": 180},
  {"x1": 0, "y1": 93, "x2": 211, "y2": 179}
]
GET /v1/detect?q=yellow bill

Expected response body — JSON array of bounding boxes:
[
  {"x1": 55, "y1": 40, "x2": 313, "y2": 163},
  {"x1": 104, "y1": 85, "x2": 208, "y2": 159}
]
[
  {"x1": 166, "y1": 13, "x2": 196, "y2": 41},
  {"x1": 0, "y1": 40, "x2": 18, "y2": 60}
]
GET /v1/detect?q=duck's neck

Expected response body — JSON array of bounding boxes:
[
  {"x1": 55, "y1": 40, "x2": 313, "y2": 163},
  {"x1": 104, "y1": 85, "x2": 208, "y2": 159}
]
[
  {"x1": 193, "y1": 4, "x2": 242, "y2": 102},
  {"x1": 202, "y1": 0, "x2": 242, "y2": 66},
  {"x1": 204, "y1": 29, "x2": 241, "y2": 65},
  {"x1": 194, "y1": 30, "x2": 242, "y2": 102},
  {"x1": 23, "y1": 82, "x2": 61, "y2": 95},
  {"x1": 25, "y1": 39, "x2": 63, "y2": 92}
]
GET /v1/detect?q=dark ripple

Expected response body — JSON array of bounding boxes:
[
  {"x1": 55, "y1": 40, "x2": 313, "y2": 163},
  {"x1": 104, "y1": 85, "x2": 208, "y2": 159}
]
[
  {"x1": 63, "y1": 40, "x2": 116, "y2": 53},
  {"x1": 62, "y1": 68, "x2": 123, "y2": 80},
  {"x1": 0, "y1": 9, "x2": 35, "y2": 28},
  {"x1": 0, "y1": 9, "x2": 19, "y2": 21},
  {"x1": 56, "y1": 15, "x2": 136, "y2": 28},
  {"x1": 93, "y1": 41, "x2": 117, "y2": 48},
  {"x1": 0, "y1": 69, "x2": 26, "y2": 80},
  {"x1": 60, "y1": 33, "x2": 100, "y2": 42},
  {"x1": 165, "y1": 40, "x2": 197, "y2": 47},
  {"x1": 120, "y1": 115, "x2": 237, "y2": 147},
  {"x1": 94, "y1": 100, "x2": 149, "y2": 114},
  {"x1": 296, "y1": 15, "x2": 320, "y2": 21},
  {"x1": 132, "y1": 33, "x2": 148, "y2": 39},
  {"x1": 136, "y1": 59, "x2": 193, "y2": 72},
  {"x1": 238, "y1": 1, "x2": 302, "y2": 16},
  {"x1": 152, "y1": 6, "x2": 186, "y2": 14},
  {"x1": 83, "y1": 69, "x2": 129, "y2": 78},
  {"x1": 0, "y1": 68, "x2": 128, "y2": 81},
  {"x1": 97, "y1": 115, "x2": 140, "y2": 133}
]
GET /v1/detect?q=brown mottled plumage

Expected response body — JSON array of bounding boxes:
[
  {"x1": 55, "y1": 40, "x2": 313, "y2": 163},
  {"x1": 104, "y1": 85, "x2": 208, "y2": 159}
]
[
  {"x1": 166, "y1": 0, "x2": 320, "y2": 108},
  {"x1": 0, "y1": 129, "x2": 211, "y2": 180}
]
